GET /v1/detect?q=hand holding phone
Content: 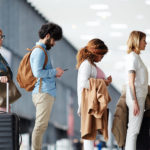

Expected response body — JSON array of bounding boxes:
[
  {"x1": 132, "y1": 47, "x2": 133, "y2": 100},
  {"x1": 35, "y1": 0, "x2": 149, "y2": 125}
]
[
  {"x1": 64, "y1": 68, "x2": 69, "y2": 71},
  {"x1": 107, "y1": 75, "x2": 112, "y2": 83},
  {"x1": 56, "y1": 67, "x2": 64, "y2": 78}
]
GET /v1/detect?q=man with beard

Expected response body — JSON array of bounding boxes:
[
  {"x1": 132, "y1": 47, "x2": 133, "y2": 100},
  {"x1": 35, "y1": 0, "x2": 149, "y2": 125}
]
[{"x1": 30, "y1": 22, "x2": 64, "y2": 150}]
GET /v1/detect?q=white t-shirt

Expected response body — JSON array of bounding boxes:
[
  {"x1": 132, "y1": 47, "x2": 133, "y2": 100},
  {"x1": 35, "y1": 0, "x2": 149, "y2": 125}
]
[{"x1": 126, "y1": 52, "x2": 148, "y2": 98}]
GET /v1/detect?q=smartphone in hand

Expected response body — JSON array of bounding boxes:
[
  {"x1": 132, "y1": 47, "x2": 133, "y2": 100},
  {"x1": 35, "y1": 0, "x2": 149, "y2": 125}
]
[
  {"x1": 64, "y1": 68, "x2": 69, "y2": 71},
  {"x1": 107, "y1": 75, "x2": 112, "y2": 82}
]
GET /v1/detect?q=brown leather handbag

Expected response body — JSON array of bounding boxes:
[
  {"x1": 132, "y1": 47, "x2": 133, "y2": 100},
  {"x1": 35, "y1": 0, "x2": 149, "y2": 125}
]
[
  {"x1": 0, "y1": 80, "x2": 21, "y2": 107},
  {"x1": 0, "y1": 54, "x2": 21, "y2": 107}
]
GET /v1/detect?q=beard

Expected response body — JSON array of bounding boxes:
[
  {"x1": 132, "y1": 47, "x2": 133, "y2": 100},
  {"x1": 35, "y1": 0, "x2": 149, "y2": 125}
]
[
  {"x1": 45, "y1": 38, "x2": 51, "y2": 50},
  {"x1": 45, "y1": 38, "x2": 54, "y2": 50}
]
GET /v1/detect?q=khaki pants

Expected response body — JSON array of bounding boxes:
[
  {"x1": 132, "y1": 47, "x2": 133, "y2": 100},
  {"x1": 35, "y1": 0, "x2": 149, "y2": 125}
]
[{"x1": 32, "y1": 93, "x2": 54, "y2": 150}]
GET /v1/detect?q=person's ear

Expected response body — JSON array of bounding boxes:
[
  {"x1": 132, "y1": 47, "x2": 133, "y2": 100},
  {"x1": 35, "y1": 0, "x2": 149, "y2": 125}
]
[{"x1": 46, "y1": 33, "x2": 50, "y2": 39}]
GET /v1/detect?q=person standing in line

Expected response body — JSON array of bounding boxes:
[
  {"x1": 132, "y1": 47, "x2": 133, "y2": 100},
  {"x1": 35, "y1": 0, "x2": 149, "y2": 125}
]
[
  {"x1": 125, "y1": 31, "x2": 148, "y2": 150},
  {"x1": 76, "y1": 38, "x2": 112, "y2": 150},
  {"x1": 0, "y1": 29, "x2": 13, "y2": 111},
  {"x1": 30, "y1": 23, "x2": 64, "y2": 150},
  {"x1": 0, "y1": 29, "x2": 11, "y2": 83}
]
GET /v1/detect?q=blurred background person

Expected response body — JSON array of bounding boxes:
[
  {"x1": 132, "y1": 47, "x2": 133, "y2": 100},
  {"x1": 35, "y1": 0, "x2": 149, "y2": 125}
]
[
  {"x1": 0, "y1": 28, "x2": 13, "y2": 112},
  {"x1": 72, "y1": 138, "x2": 82, "y2": 150},
  {"x1": 95, "y1": 139, "x2": 102, "y2": 150}
]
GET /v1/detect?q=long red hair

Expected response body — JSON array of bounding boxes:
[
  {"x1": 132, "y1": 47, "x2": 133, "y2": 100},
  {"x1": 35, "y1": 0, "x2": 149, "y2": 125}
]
[{"x1": 76, "y1": 38, "x2": 108, "y2": 69}]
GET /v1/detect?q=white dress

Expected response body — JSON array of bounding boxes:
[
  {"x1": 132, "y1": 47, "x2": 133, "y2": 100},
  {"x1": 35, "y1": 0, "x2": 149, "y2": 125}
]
[{"x1": 125, "y1": 52, "x2": 148, "y2": 150}]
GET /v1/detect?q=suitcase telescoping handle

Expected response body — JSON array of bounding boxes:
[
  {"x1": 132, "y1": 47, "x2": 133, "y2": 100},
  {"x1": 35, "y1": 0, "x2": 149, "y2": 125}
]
[{"x1": 6, "y1": 82, "x2": 9, "y2": 113}]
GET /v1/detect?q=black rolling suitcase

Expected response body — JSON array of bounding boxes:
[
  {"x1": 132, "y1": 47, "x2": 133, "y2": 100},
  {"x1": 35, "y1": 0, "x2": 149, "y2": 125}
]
[{"x1": 0, "y1": 83, "x2": 20, "y2": 150}]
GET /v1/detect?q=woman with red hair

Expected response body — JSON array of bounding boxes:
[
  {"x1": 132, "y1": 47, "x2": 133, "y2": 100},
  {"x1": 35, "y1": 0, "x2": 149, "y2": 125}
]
[{"x1": 76, "y1": 38, "x2": 112, "y2": 150}]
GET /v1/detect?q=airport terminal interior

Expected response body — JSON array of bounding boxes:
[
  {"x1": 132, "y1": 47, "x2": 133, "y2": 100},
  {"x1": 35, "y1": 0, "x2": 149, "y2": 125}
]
[{"x1": 0, "y1": 0, "x2": 150, "y2": 150}]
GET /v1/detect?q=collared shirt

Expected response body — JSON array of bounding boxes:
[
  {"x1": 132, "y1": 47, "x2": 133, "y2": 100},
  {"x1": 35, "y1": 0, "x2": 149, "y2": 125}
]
[{"x1": 30, "y1": 42, "x2": 57, "y2": 97}]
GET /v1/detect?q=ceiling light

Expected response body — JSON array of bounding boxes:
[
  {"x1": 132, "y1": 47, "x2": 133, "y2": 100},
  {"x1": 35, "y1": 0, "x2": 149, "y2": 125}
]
[
  {"x1": 72, "y1": 24, "x2": 77, "y2": 29},
  {"x1": 86, "y1": 21, "x2": 100, "y2": 27},
  {"x1": 111, "y1": 24, "x2": 128, "y2": 29},
  {"x1": 90, "y1": 4, "x2": 109, "y2": 10},
  {"x1": 145, "y1": 0, "x2": 150, "y2": 5},
  {"x1": 96, "y1": 11, "x2": 111, "y2": 19},
  {"x1": 109, "y1": 32, "x2": 123, "y2": 37}
]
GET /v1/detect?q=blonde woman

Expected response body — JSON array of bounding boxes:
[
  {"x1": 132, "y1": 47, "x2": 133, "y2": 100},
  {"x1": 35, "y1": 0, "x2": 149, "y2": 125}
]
[
  {"x1": 76, "y1": 38, "x2": 112, "y2": 150},
  {"x1": 125, "y1": 31, "x2": 148, "y2": 150}
]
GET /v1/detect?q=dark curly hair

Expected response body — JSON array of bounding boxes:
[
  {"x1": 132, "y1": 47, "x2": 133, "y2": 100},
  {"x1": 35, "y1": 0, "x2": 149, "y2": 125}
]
[{"x1": 39, "y1": 22, "x2": 62, "y2": 40}]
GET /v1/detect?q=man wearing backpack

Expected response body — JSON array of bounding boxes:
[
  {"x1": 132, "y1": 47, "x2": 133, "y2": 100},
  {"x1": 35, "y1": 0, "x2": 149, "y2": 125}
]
[{"x1": 30, "y1": 22, "x2": 64, "y2": 150}]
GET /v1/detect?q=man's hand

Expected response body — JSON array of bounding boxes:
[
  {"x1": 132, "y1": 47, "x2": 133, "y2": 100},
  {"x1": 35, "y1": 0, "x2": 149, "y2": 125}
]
[
  {"x1": 56, "y1": 67, "x2": 64, "y2": 78},
  {"x1": 0, "y1": 76, "x2": 8, "y2": 83}
]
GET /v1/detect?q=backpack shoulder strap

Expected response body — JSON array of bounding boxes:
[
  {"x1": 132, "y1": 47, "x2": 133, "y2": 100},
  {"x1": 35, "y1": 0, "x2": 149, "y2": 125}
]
[
  {"x1": 27, "y1": 45, "x2": 48, "y2": 68},
  {"x1": 27, "y1": 45, "x2": 49, "y2": 93}
]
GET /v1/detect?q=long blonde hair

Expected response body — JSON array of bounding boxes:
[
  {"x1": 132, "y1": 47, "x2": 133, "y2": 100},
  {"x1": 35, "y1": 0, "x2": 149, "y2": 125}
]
[
  {"x1": 76, "y1": 38, "x2": 108, "y2": 69},
  {"x1": 127, "y1": 31, "x2": 146, "y2": 54}
]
